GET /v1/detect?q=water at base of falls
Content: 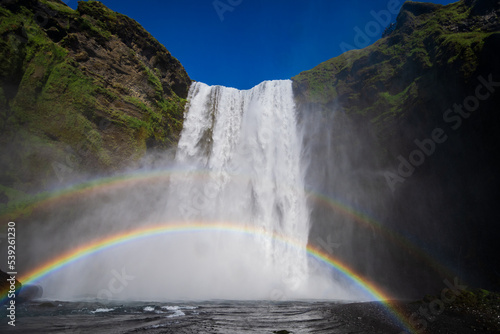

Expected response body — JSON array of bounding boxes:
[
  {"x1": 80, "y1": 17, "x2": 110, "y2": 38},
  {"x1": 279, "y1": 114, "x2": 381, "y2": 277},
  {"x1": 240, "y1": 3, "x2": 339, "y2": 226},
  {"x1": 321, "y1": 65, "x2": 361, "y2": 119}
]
[{"x1": 0, "y1": 299, "x2": 406, "y2": 334}]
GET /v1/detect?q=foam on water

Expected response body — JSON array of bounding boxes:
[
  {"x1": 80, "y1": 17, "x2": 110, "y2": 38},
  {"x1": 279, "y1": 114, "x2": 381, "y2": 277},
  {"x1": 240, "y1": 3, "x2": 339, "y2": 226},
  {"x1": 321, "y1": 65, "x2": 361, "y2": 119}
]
[{"x1": 90, "y1": 308, "x2": 115, "y2": 313}]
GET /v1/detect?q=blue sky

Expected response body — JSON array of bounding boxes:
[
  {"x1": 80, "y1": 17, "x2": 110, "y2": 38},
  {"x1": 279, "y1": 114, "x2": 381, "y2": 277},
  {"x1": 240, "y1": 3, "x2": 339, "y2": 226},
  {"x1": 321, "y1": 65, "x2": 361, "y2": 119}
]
[{"x1": 67, "y1": 0, "x2": 457, "y2": 89}]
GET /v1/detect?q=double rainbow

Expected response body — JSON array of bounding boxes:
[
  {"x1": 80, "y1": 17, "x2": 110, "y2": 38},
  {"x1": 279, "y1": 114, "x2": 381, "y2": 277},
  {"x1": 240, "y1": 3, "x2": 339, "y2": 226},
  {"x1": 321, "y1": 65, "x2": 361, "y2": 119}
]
[
  {"x1": 1, "y1": 222, "x2": 416, "y2": 333},
  {"x1": 0, "y1": 168, "x2": 458, "y2": 280},
  {"x1": 0, "y1": 170, "x2": 433, "y2": 333}
]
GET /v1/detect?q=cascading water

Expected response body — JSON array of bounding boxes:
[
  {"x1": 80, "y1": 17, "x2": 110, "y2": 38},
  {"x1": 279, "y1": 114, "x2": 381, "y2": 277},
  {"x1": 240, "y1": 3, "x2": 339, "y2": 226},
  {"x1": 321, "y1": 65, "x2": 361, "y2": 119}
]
[
  {"x1": 34, "y1": 80, "x2": 360, "y2": 302},
  {"x1": 167, "y1": 80, "x2": 310, "y2": 294}
]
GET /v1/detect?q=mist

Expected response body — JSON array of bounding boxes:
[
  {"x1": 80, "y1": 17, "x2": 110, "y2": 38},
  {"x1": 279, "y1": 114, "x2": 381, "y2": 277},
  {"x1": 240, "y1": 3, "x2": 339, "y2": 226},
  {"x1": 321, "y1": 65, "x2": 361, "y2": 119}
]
[{"x1": 9, "y1": 80, "x2": 372, "y2": 303}]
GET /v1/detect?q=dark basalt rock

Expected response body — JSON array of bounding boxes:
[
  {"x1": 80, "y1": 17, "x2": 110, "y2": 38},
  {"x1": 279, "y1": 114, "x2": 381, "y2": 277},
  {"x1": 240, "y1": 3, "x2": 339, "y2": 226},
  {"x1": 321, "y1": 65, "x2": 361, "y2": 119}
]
[
  {"x1": 401, "y1": 1, "x2": 441, "y2": 16},
  {"x1": 0, "y1": 269, "x2": 21, "y2": 303},
  {"x1": 18, "y1": 284, "x2": 43, "y2": 302}
]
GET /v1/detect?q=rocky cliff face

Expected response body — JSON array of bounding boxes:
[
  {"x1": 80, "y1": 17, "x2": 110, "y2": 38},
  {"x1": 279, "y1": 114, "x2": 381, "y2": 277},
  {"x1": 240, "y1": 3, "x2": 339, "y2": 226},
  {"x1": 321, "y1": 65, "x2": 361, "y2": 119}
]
[
  {"x1": 294, "y1": 0, "x2": 499, "y2": 152},
  {"x1": 293, "y1": 0, "x2": 500, "y2": 297},
  {"x1": 0, "y1": 0, "x2": 191, "y2": 200}
]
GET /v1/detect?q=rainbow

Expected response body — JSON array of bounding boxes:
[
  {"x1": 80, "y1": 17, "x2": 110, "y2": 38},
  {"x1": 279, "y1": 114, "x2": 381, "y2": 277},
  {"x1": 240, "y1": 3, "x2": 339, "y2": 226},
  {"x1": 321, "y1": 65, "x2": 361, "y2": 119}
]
[
  {"x1": 310, "y1": 193, "x2": 456, "y2": 279},
  {"x1": 0, "y1": 169, "x2": 455, "y2": 284},
  {"x1": 0, "y1": 170, "x2": 177, "y2": 220},
  {"x1": 0, "y1": 169, "x2": 448, "y2": 256},
  {"x1": 1, "y1": 222, "x2": 416, "y2": 333}
]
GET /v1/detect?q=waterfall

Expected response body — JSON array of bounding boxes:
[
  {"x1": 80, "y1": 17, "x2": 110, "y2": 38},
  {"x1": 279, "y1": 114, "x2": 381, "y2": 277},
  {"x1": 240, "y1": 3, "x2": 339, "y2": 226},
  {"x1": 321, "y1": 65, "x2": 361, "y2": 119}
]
[
  {"x1": 33, "y1": 81, "x2": 360, "y2": 301},
  {"x1": 172, "y1": 80, "x2": 310, "y2": 293}
]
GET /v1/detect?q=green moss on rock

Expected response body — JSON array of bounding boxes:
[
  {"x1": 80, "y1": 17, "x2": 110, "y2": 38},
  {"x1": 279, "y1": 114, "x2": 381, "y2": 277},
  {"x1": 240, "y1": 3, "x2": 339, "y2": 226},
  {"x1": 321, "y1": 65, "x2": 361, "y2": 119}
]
[
  {"x1": 0, "y1": 0, "x2": 191, "y2": 195},
  {"x1": 292, "y1": 0, "x2": 499, "y2": 160}
]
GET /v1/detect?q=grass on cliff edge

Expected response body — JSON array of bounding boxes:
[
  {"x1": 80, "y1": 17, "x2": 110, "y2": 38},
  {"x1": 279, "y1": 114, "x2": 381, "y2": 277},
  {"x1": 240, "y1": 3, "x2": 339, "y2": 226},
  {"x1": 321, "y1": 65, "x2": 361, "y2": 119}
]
[{"x1": 292, "y1": 0, "x2": 491, "y2": 107}]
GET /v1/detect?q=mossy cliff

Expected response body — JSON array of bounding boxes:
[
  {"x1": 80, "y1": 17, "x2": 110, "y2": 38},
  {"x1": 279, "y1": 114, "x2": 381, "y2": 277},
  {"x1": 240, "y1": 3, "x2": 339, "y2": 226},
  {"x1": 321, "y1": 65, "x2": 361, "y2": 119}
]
[
  {"x1": 293, "y1": 0, "x2": 499, "y2": 155},
  {"x1": 0, "y1": 0, "x2": 191, "y2": 197},
  {"x1": 294, "y1": 0, "x2": 500, "y2": 296}
]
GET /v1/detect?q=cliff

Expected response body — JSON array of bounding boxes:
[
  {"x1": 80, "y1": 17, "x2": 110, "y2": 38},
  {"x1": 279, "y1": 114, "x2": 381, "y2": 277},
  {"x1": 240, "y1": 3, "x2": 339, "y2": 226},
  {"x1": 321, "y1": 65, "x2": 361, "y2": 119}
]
[
  {"x1": 0, "y1": 0, "x2": 191, "y2": 198},
  {"x1": 293, "y1": 0, "x2": 500, "y2": 296},
  {"x1": 294, "y1": 0, "x2": 499, "y2": 155}
]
